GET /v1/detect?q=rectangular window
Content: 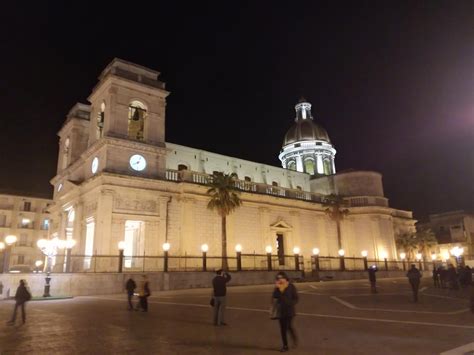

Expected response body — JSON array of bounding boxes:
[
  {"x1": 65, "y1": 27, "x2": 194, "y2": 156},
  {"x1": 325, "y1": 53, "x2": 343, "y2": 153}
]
[
  {"x1": 23, "y1": 202, "x2": 31, "y2": 211},
  {"x1": 19, "y1": 234, "x2": 28, "y2": 246},
  {"x1": 17, "y1": 255, "x2": 25, "y2": 264},
  {"x1": 21, "y1": 218, "x2": 31, "y2": 228},
  {"x1": 42, "y1": 219, "x2": 49, "y2": 230}
]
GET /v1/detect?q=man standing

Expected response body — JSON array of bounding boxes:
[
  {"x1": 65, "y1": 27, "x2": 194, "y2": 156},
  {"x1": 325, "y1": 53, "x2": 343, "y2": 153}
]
[
  {"x1": 368, "y1": 265, "x2": 377, "y2": 294},
  {"x1": 125, "y1": 277, "x2": 136, "y2": 311},
  {"x1": 212, "y1": 269, "x2": 231, "y2": 326},
  {"x1": 407, "y1": 264, "x2": 422, "y2": 303},
  {"x1": 432, "y1": 267, "x2": 440, "y2": 288},
  {"x1": 7, "y1": 280, "x2": 31, "y2": 325}
]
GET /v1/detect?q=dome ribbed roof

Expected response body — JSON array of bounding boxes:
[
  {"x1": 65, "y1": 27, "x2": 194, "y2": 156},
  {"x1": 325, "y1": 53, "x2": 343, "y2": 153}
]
[{"x1": 283, "y1": 119, "x2": 331, "y2": 146}]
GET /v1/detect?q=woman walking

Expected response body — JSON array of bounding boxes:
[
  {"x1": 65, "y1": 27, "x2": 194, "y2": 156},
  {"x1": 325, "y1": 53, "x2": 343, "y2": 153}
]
[{"x1": 272, "y1": 272, "x2": 299, "y2": 352}]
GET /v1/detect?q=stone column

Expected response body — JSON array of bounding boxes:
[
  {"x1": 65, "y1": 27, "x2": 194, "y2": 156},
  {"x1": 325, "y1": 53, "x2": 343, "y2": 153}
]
[
  {"x1": 316, "y1": 154, "x2": 324, "y2": 174},
  {"x1": 331, "y1": 157, "x2": 336, "y2": 174},
  {"x1": 96, "y1": 189, "x2": 114, "y2": 255},
  {"x1": 296, "y1": 155, "x2": 303, "y2": 173}
]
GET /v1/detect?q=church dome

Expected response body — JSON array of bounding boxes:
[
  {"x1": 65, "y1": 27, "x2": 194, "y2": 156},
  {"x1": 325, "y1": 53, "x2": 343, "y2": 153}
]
[{"x1": 283, "y1": 119, "x2": 331, "y2": 146}]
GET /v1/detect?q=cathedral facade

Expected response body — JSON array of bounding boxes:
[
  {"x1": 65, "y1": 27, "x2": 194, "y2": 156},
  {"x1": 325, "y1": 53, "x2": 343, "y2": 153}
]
[{"x1": 48, "y1": 58, "x2": 415, "y2": 271}]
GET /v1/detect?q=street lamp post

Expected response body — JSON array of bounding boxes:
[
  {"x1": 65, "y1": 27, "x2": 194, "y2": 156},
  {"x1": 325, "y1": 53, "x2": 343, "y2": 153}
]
[
  {"x1": 235, "y1": 244, "x2": 242, "y2": 271},
  {"x1": 162, "y1": 242, "x2": 171, "y2": 272},
  {"x1": 400, "y1": 252, "x2": 406, "y2": 271},
  {"x1": 312, "y1": 248, "x2": 320, "y2": 271},
  {"x1": 37, "y1": 238, "x2": 63, "y2": 297},
  {"x1": 361, "y1": 250, "x2": 368, "y2": 270},
  {"x1": 201, "y1": 244, "x2": 208, "y2": 272},
  {"x1": 2, "y1": 235, "x2": 18, "y2": 273},
  {"x1": 338, "y1": 249, "x2": 345, "y2": 271},
  {"x1": 118, "y1": 241, "x2": 125, "y2": 273},
  {"x1": 415, "y1": 253, "x2": 423, "y2": 270},
  {"x1": 293, "y1": 247, "x2": 300, "y2": 272},
  {"x1": 381, "y1": 252, "x2": 388, "y2": 271},
  {"x1": 265, "y1": 246, "x2": 272, "y2": 271}
]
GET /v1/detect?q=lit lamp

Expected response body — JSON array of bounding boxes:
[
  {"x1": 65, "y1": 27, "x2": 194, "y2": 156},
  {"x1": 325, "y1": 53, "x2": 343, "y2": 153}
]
[
  {"x1": 162, "y1": 242, "x2": 171, "y2": 272},
  {"x1": 400, "y1": 252, "x2": 407, "y2": 271},
  {"x1": 201, "y1": 244, "x2": 209, "y2": 272},
  {"x1": 415, "y1": 253, "x2": 423, "y2": 270},
  {"x1": 64, "y1": 239, "x2": 76, "y2": 273},
  {"x1": 265, "y1": 245, "x2": 273, "y2": 271},
  {"x1": 450, "y1": 246, "x2": 464, "y2": 267},
  {"x1": 35, "y1": 260, "x2": 43, "y2": 273},
  {"x1": 361, "y1": 250, "x2": 368, "y2": 270},
  {"x1": 312, "y1": 248, "x2": 320, "y2": 271},
  {"x1": 235, "y1": 244, "x2": 242, "y2": 271},
  {"x1": 2, "y1": 235, "x2": 17, "y2": 273},
  {"x1": 338, "y1": 249, "x2": 345, "y2": 271},
  {"x1": 293, "y1": 247, "x2": 301, "y2": 272},
  {"x1": 118, "y1": 241, "x2": 126, "y2": 273}
]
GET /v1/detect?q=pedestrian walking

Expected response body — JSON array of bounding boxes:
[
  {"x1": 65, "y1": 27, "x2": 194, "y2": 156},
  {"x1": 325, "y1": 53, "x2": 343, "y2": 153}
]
[
  {"x1": 136, "y1": 275, "x2": 151, "y2": 312},
  {"x1": 125, "y1": 277, "x2": 136, "y2": 310},
  {"x1": 7, "y1": 280, "x2": 31, "y2": 325},
  {"x1": 432, "y1": 268, "x2": 440, "y2": 288},
  {"x1": 439, "y1": 267, "x2": 448, "y2": 289},
  {"x1": 272, "y1": 271, "x2": 299, "y2": 352},
  {"x1": 212, "y1": 269, "x2": 231, "y2": 326},
  {"x1": 368, "y1": 265, "x2": 377, "y2": 294},
  {"x1": 406, "y1": 264, "x2": 422, "y2": 303}
]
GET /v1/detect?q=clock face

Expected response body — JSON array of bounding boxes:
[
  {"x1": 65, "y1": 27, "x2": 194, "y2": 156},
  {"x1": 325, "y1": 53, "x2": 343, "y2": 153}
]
[
  {"x1": 91, "y1": 157, "x2": 99, "y2": 174},
  {"x1": 129, "y1": 154, "x2": 147, "y2": 171}
]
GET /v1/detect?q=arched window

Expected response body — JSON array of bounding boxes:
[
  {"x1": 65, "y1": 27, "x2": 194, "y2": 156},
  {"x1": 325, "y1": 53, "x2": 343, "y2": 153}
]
[
  {"x1": 304, "y1": 159, "x2": 315, "y2": 175},
  {"x1": 178, "y1": 164, "x2": 188, "y2": 171},
  {"x1": 296, "y1": 186, "x2": 302, "y2": 191},
  {"x1": 128, "y1": 101, "x2": 147, "y2": 141},
  {"x1": 244, "y1": 176, "x2": 252, "y2": 182},
  {"x1": 287, "y1": 160, "x2": 296, "y2": 171},
  {"x1": 97, "y1": 102, "x2": 105, "y2": 139},
  {"x1": 272, "y1": 181, "x2": 279, "y2": 187}
]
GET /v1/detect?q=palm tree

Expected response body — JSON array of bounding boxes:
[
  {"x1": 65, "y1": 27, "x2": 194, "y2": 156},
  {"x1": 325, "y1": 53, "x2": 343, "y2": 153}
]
[
  {"x1": 395, "y1": 232, "x2": 417, "y2": 260},
  {"x1": 415, "y1": 227, "x2": 437, "y2": 258},
  {"x1": 207, "y1": 172, "x2": 242, "y2": 270},
  {"x1": 323, "y1": 194, "x2": 349, "y2": 250}
]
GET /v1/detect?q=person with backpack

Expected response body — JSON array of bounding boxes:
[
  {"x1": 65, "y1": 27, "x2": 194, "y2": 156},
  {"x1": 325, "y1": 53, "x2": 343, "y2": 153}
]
[{"x1": 7, "y1": 279, "x2": 31, "y2": 325}]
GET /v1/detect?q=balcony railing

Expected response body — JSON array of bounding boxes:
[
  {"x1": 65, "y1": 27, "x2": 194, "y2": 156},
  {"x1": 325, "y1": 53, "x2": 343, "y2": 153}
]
[{"x1": 165, "y1": 169, "x2": 325, "y2": 203}]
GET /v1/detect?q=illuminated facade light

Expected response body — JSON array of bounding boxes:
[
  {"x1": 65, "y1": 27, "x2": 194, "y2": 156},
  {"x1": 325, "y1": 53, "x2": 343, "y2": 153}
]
[
  {"x1": 201, "y1": 244, "x2": 209, "y2": 253},
  {"x1": 312, "y1": 248, "x2": 320, "y2": 256},
  {"x1": 361, "y1": 250, "x2": 368, "y2": 257},
  {"x1": 265, "y1": 245, "x2": 272, "y2": 254},
  {"x1": 162, "y1": 242, "x2": 171, "y2": 252},
  {"x1": 235, "y1": 244, "x2": 242, "y2": 252},
  {"x1": 293, "y1": 247, "x2": 300, "y2": 255},
  {"x1": 338, "y1": 249, "x2": 345, "y2": 256}
]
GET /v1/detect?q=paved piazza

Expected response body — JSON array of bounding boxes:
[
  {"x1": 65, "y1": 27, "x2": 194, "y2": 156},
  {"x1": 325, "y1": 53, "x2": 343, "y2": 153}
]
[{"x1": 0, "y1": 278, "x2": 473, "y2": 354}]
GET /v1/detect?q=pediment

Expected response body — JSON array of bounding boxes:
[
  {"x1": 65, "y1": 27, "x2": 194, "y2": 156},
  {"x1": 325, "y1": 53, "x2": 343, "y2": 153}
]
[{"x1": 270, "y1": 219, "x2": 292, "y2": 230}]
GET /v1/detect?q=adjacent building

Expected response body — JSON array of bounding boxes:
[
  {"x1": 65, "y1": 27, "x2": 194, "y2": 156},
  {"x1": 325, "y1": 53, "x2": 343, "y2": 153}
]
[{"x1": 0, "y1": 193, "x2": 51, "y2": 271}]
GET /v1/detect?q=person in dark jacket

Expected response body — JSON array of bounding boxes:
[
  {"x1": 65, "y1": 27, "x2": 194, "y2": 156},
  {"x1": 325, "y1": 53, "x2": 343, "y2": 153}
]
[
  {"x1": 368, "y1": 265, "x2": 378, "y2": 294},
  {"x1": 125, "y1": 278, "x2": 136, "y2": 310},
  {"x1": 7, "y1": 280, "x2": 31, "y2": 325},
  {"x1": 212, "y1": 269, "x2": 231, "y2": 326},
  {"x1": 406, "y1": 264, "x2": 422, "y2": 302},
  {"x1": 272, "y1": 272, "x2": 299, "y2": 352},
  {"x1": 439, "y1": 267, "x2": 448, "y2": 289},
  {"x1": 447, "y1": 264, "x2": 459, "y2": 290},
  {"x1": 465, "y1": 266, "x2": 473, "y2": 286}
]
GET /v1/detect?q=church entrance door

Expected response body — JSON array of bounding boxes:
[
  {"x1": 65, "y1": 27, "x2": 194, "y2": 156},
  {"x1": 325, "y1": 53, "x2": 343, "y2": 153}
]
[{"x1": 276, "y1": 233, "x2": 285, "y2": 266}]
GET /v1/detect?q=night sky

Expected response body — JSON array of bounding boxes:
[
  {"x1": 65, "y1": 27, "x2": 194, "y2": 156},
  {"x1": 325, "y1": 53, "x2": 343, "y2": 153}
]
[{"x1": 1, "y1": 2, "x2": 472, "y2": 220}]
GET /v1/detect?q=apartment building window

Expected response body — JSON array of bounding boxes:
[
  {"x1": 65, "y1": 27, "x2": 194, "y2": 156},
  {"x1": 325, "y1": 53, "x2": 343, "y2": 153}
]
[
  {"x1": 20, "y1": 218, "x2": 31, "y2": 228},
  {"x1": 23, "y1": 202, "x2": 31, "y2": 211},
  {"x1": 19, "y1": 234, "x2": 28, "y2": 246},
  {"x1": 42, "y1": 219, "x2": 50, "y2": 230},
  {"x1": 17, "y1": 255, "x2": 25, "y2": 264}
]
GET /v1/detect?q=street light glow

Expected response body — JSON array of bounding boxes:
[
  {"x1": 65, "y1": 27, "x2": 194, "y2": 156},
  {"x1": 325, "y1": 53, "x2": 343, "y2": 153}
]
[
  {"x1": 450, "y1": 246, "x2": 464, "y2": 258},
  {"x1": 5, "y1": 235, "x2": 17, "y2": 245},
  {"x1": 361, "y1": 250, "x2": 368, "y2": 257},
  {"x1": 399, "y1": 252, "x2": 406, "y2": 260},
  {"x1": 338, "y1": 249, "x2": 345, "y2": 256},
  {"x1": 65, "y1": 239, "x2": 76, "y2": 249},
  {"x1": 0, "y1": 242, "x2": 5, "y2": 250},
  {"x1": 265, "y1": 245, "x2": 272, "y2": 254},
  {"x1": 201, "y1": 244, "x2": 209, "y2": 253},
  {"x1": 118, "y1": 241, "x2": 126, "y2": 250},
  {"x1": 235, "y1": 244, "x2": 242, "y2": 252},
  {"x1": 35, "y1": 260, "x2": 43, "y2": 267},
  {"x1": 293, "y1": 247, "x2": 300, "y2": 255},
  {"x1": 312, "y1": 248, "x2": 320, "y2": 256},
  {"x1": 162, "y1": 242, "x2": 171, "y2": 251},
  {"x1": 431, "y1": 253, "x2": 437, "y2": 260},
  {"x1": 37, "y1": 239, "x2": 48, "y2": 249},
  {"x1": 415, "y1": 253, "x2": 422, "y2": 261}
]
